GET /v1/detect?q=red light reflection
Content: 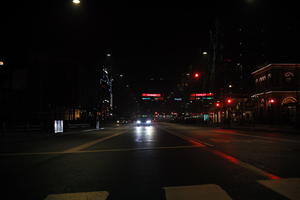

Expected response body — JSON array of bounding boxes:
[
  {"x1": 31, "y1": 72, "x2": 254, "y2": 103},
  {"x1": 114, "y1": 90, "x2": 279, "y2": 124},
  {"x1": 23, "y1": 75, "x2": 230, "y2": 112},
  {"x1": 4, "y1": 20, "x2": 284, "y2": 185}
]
[
  {"x1": 212, "y1": 150, "x2": 239, "y2": 164},
  {"x1": 213, "y1": 129, "x2": 237, "y2": 134},
  {"x1": 188, "y1": 139, "x2": 205, "y2": 147},
  {"x1": 211, "y1": 150, "x2": 281, "y2": 180}
]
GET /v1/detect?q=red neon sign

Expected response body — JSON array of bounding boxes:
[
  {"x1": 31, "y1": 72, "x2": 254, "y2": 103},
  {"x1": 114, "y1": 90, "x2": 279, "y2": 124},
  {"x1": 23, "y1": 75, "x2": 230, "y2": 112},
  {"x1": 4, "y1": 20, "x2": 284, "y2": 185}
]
[
  {"x1": 191, "y1": 93, "x2": 214, "y2": 97},
  {"x1": 142, "y1": 93, "x2": 161, "y2": 97}
]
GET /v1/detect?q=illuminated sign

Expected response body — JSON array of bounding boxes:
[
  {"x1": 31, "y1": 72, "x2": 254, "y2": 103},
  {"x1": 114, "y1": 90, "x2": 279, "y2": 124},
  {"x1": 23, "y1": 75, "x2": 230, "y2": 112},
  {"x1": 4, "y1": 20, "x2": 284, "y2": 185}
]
[
  {"x1": 142, "y1": 97, "x2": 151, "y2": 100},
  {"x1": 54, "y1": 120, "x2": 63, "y2": 133},
  {"x1": 174, "y1": 98, "x2": 182, "y2": 101},
  {"x1": 202, "y1": 97, "x2": 214, "y2": 100},
  {"x1": 142, "y1": 93, "x2": 161, "y2": 97},
  {"x1": 191, "y1": 93, "x2": 214, "y2": 97}
]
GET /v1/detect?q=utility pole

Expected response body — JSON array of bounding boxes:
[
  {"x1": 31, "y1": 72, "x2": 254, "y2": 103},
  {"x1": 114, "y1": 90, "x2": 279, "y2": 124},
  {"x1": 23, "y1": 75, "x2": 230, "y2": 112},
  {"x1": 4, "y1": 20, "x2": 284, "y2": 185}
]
[
  {"x1": 208, "y1": 19, "x2": 219, "y2": 93},
  {"x1": 296, "y1": 64, "x2": 300, "y2": 128}
]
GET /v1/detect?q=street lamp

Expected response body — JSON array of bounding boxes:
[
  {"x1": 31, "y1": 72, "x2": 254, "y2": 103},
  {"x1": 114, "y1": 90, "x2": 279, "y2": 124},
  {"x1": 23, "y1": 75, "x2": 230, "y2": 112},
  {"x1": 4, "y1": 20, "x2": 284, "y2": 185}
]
[
  {"x1": 72, "y1": 0, "x2": 80, "y2": 5},
  {"x1": 202, "y1": 51, "x2": 208, "y2": 55},
  {"x1": 0, "y1": 61, "x2": 4, "y2": 66}
]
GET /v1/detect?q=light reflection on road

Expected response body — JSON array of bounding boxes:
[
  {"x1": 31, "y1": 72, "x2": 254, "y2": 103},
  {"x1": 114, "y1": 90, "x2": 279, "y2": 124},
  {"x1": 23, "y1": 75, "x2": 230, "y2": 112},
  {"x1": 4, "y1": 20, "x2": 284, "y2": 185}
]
[{"x1": 135, "y1": 126, "x2": 154, "y2": 143}]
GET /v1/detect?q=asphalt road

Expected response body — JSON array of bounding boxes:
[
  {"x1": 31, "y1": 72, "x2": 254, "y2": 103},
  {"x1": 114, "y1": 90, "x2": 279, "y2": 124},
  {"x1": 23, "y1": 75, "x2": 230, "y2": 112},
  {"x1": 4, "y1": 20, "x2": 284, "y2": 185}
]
[{"x1": 1, "y1": 123, "x2": 300, "y2": 200}]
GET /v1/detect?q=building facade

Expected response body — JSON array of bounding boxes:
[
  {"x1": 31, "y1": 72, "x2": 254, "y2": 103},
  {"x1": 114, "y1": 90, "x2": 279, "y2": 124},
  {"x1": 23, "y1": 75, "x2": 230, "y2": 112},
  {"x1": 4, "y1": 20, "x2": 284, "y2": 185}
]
[{"x1": 251, "y1": 64, "x2": 300, "y2": 125}]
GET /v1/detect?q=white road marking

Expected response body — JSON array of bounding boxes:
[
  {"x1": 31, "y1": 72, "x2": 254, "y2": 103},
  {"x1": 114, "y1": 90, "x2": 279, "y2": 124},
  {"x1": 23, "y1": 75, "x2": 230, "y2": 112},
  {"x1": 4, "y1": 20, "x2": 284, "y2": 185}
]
[
  {"x1": 164, "y1": 184, "x2": 232, "y2": 200},
  {"x1": 258, "y1": 178, "x2": 300, "y2": 200},
  {"x1": 63, "y1": 131, "x2": 125, "y2": 153},
  {"x1": 81, "y1": 129, "x2": 98, "y2": 132},
  {"x1": 44, "y1": 191, "x2": 109, "y2": 200},
  {"x1": 160, "y1": 127, "x2": 214, "y2": 147},
  {"x1": 0, "y1": 145, "x2": 199, "y2": 156}
]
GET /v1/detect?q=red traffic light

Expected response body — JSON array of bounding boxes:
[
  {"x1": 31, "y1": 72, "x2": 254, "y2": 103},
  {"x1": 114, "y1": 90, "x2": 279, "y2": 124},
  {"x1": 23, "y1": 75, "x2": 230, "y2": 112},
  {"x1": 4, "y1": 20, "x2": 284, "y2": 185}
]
[
  {"x1": 216, "y1": 103, "x2": 220, "y2": 107},
  {"x1": 226, "y1": 98, "x2": 232, "y2": 104},
  {"x1": 193, "y1": 72, "x2": 200, "y2": 79},
  {"x1": 269, "y1": 99, "x2": 275, "y2": 104}
]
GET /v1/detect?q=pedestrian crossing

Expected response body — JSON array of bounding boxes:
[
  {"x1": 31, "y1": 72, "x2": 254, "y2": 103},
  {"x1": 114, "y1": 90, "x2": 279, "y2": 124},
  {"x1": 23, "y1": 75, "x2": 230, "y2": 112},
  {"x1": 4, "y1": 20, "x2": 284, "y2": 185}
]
[
  {"x1": 43, "y1": 178, "x2": 300, "y2": 200},
  {"x1": 164, "y1": 184, "x2": 232, "y2": 200},
  {"x1": 44, "y1": 191, "x2": 109, "y2": 200}
]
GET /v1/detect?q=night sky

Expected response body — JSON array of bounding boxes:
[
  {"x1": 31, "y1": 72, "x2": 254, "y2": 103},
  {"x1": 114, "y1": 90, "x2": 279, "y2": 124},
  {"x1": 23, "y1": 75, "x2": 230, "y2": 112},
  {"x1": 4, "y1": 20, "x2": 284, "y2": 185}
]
[{"x1": 1, "y1": 1, "x2": 299, "y2": 92}]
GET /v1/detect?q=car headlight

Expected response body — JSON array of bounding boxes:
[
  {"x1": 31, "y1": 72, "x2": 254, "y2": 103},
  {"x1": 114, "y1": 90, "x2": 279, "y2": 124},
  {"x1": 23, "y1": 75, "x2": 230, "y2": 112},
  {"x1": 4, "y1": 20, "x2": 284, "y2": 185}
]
[
  {"x1": 146, "y1": 120, "x2": 151, "y2": 124},
  {"x1": 137, "y1": 120, "x2": 141, "y2": 124}
]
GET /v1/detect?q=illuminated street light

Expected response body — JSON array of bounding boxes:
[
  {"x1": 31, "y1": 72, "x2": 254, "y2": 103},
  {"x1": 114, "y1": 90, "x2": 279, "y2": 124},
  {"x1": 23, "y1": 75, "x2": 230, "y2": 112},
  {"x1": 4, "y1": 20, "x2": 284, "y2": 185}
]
[
  {"x1": 72, "y1": 0, "x2": 80, "y2": 5},
  {"x1": 229, "y1": 84, "x2": 233, "y2": 88},
  {"x1": 0, "y1": 61, "x2": 4, "y2": 65},
  {"x1": 202, "y1": 51, "x2": 208, "y2": 55},
  {"x1": 107, "y1": 53, "x2": 111, "y2": 57}
]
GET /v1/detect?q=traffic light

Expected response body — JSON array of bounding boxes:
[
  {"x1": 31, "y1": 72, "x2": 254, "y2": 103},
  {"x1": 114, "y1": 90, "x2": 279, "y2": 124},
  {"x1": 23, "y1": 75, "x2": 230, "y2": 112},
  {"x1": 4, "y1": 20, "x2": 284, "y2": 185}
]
[
  {"x1": 226, "y1": 98, "x2": 232, "y2": 104},
  {"x1": 215, "y1": 102, "x2": 220, "y2": 107},
  {"x1": 269, "y1": 99, "x2": 275, "y2": 104},
  {"x1": 193, "y1": 72, "x2": 200, "y2": 79}
]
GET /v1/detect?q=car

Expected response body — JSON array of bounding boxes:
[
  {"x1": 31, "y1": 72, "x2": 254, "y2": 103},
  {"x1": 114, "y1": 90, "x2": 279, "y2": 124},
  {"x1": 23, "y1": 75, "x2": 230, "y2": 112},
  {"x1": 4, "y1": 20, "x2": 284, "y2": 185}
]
[
  {"x1": 135, "y1": 117, "x2": 153, "y2": 126},
  {"x1": 116, "y1": 118, "x2": 130, "y2": 126}
]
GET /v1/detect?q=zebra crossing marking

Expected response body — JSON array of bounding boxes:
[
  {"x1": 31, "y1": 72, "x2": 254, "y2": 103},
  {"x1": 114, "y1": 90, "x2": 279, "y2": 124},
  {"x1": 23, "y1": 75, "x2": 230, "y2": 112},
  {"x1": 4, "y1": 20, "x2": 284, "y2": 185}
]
[
  {"x1": 164, "y1": 184, "x2": 232, "y2": 200},
  {"x1": 44, "y1": 191, "x2": 109, "y2": 200},
  {"x1": 258, "y1": 178, "x2": 300, "y2": 200}
]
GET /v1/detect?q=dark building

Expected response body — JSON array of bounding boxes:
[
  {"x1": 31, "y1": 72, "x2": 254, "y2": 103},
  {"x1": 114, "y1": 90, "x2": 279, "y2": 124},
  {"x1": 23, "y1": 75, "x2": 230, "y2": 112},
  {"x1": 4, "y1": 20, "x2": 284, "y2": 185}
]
[
  {"x1": 251, "y1": 64, "x2": 300, "y2": 125},
  {"x1": 0, "y1": 52, "x2": 98, "y2": 132}
]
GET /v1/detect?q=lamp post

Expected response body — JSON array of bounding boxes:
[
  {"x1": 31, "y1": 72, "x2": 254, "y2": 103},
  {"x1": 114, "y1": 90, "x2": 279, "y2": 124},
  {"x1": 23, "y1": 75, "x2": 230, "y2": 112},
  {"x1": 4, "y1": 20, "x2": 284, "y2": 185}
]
[{"x1": 296, "y1": 64, "x2": 299, "y2": 127}]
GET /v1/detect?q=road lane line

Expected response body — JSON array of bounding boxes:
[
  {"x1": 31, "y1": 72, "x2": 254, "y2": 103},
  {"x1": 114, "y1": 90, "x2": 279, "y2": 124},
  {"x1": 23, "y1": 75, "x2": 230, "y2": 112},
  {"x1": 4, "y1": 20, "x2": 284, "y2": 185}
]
[
  {"x1": 162, "y1": 127, "x2": 281, "y2": 180},
  {"x1": 164, "y1": 184, "x2": 232, "y2": 200},
  {"x1": 210, "y1": 149, "x2": 281, "y2": 180},
  {"x1": 258, "y1": 178, "x2": 300, "y2": 200},
  {"x1": 44, "y1": 191, "x2": 109, "y2": 200},
  {"x1": 160, "y1": 127, "x2": 214, "y2": 147},
  {"x1": 81, "y1": 145, "x2": 200, "y2": 152},
  {"x1": 0, "y1": 145, "x2": 199, "y2": 156},
  {"x1": 63, "y1": 131, "x2": 125, "y2": 153}
]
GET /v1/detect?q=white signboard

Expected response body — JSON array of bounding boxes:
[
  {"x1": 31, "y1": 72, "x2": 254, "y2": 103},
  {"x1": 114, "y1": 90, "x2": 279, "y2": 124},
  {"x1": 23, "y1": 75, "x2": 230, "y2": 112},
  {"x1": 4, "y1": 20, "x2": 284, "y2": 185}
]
[
  {"x1": 96, "y1": 121, "x2": 100, "y2": 130},
  {"x1": 54, "y1": 120, "x2": 63, "y2": 133}
]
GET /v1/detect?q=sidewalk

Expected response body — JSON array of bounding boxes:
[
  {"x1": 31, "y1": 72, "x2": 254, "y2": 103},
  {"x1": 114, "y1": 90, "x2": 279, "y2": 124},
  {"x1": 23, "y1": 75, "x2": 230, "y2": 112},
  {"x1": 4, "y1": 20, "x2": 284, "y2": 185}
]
[{"x1": 221, "y1": 123, "x2": 299, "y2": 135}]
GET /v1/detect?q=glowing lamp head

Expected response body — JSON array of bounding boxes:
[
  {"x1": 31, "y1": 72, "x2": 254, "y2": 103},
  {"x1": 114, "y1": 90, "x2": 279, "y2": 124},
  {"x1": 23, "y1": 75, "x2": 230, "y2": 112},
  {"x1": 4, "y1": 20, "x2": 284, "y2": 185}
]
[{"x1": 72, "y1": 0, "x2": 80, "y2": 5}]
